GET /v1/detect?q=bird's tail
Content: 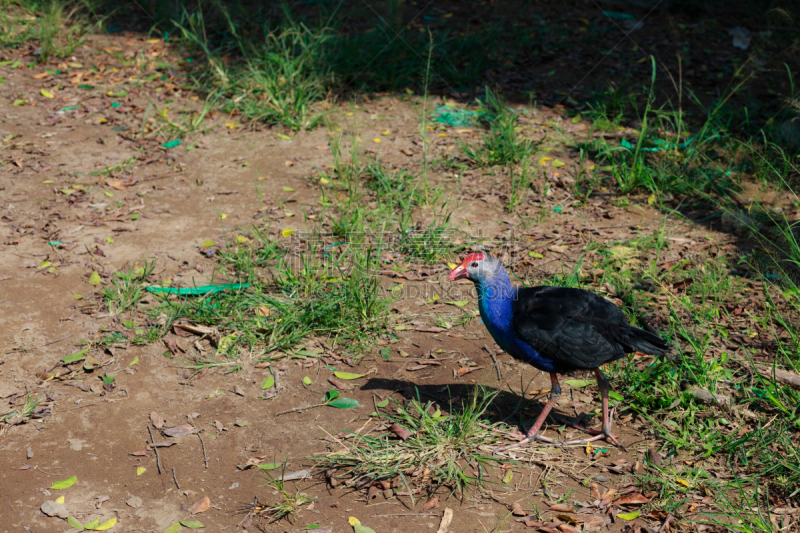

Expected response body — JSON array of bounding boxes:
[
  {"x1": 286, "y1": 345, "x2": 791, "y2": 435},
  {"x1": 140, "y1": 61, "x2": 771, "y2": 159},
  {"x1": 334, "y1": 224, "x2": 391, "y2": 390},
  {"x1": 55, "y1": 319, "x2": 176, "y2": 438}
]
[{"x1": 619, "y1": 325, "x2": 671, "y2": 358}]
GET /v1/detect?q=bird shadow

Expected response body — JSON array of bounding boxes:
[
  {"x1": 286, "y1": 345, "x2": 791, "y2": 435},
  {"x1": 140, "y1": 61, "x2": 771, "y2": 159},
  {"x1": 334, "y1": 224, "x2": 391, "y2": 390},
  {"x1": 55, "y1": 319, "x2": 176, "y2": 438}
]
[{"x1": 361, "y1": 377, "x2": 594, "y2": 432}]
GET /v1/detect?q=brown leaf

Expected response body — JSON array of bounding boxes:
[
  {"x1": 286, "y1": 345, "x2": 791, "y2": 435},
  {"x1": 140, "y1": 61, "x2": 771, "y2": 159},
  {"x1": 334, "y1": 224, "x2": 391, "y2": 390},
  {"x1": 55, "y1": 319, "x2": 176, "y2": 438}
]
[
  {"x1": 511, "y1": 502, "x2": 526, "y2": 516},
  {"x1": 367, "y1": 485, "x2": 379, "y2": 502},
  {"x1": 129, "y1": 449, "x2": 152, "y2": 456},
  {"x1": 163, "y1": 335, "x2": 181, "y2": 355},
  {"x1": 548, "y1": 504, "x2": 575, "y2": 513},
  {"x1": 558, "y1": 525, "x2": 579, "y2": 533},
  {"x1": 150, "y1": 441, "x2": 177, "y2": 448},
  {"x1": 615, "y1": 493, "x2": 650, "y2": 506},
  {"x1": 326, "y1": 469, "x2": 340, "y2": 488},
  {"x1": 327, "y1": 377, "x2": 353, "y2": 391},
  {"x1": 583, "y1": 516, "x2": 608, "y2": 531},
  {"x1": 163, "y1": 424, "x2": 198, "y2": 437},
  {"x1": 647, "y1": 446, "x2": 663, "y2": 468},
  {"x1": 600, "y1": 488, "x2": 617, "y2": 508},
  {"x1": 423, "y1": 496, "x2": 439, "y2": 511},
  {"x1": 590, "y1": 482, "x2": 603, "y2": 499},
  {"x1": 190, "y1": 495, "x2": 210, "y2": 515},
  {"x1": 388, "y1": 423, "x2": 414, "y2": 440},
  {"x1": 523, "y1": 520, "x2": 544, "y2": 528},
  {"x1": 150, "y1": 412, "x2": 165, "y2": 429}
]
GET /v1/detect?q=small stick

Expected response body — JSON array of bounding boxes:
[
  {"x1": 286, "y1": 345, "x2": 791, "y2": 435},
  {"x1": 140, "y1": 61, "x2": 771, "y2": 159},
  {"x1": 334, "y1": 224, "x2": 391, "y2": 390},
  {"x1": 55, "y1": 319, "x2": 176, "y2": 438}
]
[
  {"x1": 187, "y1": 416, "x2": 208, "y2": 469},
  {"x1": 371, "y1": 513, "x2": 438, "y2": 517},
  {"x1": 658, "y1": 512, "x2": 674, "y2": 533},
  {"x1": 172, "y1": 467, "x2": 180, "y2": 489},
  {"x1": 276, "y1": 403, "x2": 327, "y2": 416},
  {"x1": 484, "y1": 345, "x2": 502, "y2": 380},
  {"x1": 237, "y1": 497, "x2": 258, "y2": 527},
  {"x1": 147, "y1": 425, "x2": 162, "y2": 475},
  {"x1": 7, "y1": 494, "x2": 34, "y2": 533}
]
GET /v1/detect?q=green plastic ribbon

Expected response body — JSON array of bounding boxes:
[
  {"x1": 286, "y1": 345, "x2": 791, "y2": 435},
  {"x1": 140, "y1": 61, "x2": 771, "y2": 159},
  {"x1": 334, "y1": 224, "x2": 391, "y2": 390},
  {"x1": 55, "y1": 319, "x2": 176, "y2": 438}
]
[{"x1": 145, "y1": 283, "x2": 250, "y2": 295}]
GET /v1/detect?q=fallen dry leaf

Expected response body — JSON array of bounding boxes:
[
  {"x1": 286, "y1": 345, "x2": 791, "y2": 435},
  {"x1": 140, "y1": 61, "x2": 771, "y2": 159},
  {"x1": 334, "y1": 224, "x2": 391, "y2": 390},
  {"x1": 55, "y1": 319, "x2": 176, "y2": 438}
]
[
  {"x1": 388, "y1": 423, "x2": 414, "y2": 441},
  {"x1": 150, "y1": 412, "x2": 164, "y2": 428},
  {"x1": 162, "y1": 424, "x2": 198, "y2": 437},
  {"x1": 615, "y1": 493, "x2": 650, "y2": 506},
  {"x1": 190, "y1": 496, "x2": 210, "y2": 515},
  {"x1": 423, "y1": 496, "x2": 439, "y2": 511},
  {"x1": 548, "y1": 504, "x2": 575, "y2": 513}
]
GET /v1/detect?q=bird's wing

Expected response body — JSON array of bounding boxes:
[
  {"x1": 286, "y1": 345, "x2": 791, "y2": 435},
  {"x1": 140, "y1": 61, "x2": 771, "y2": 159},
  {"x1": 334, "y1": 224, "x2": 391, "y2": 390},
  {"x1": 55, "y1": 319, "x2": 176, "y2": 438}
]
[{"x1": 511, "y1": 286, "x2": 627, "y2": 369}]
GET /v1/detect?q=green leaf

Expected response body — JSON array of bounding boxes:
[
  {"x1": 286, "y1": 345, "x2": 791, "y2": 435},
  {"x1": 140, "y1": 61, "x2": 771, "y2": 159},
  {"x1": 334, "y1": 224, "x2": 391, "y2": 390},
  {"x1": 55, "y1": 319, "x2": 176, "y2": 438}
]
[
  {"x1": 502, "y1": 470, "x2": 513, "y2": 484},
  {"x1": 51, "y1": 476, "x2": 77, "y2": 489},
  {"x1": 101, "y1": 374, "x2": 115, "y2": 384},
  {"x1": 379, "y1": 347, "x2": 391, "y2": 360},
  {"x1": 276, "y1": 133, "x2": 292, "y2": 140},
  {"x1": 179, "y1": 520, "x2": 205, "y2": 528},
  {"x1": 162, "y1": 523, "x2": 182, "y2": 533},
  {"x1": 256, "y1": 463, "x2": 281, "y2": 470},
  {"x1": 282, "y1": 187, "x2": 295, "y2": 192},
  {"x1": 353, "y1": 524, "x2": 377, "y2": 533},
  {"x1": 445, "y1": 300, "x2": 469, "y2": 307},
  {"x1": 162, "y1": 139, "x2": 181, "y2": 149},
  {"x1": 130, "y1": 213, "x2": 140, "y2": 221},
  {"x1": 84, "y1": 518, "x2": 99, "y2": 529},
  {"x1": 88, "y1": 271, "x2": 102, "y2": 286},
  {"x1": 563, "y1": 379, "x2": 593, "y2": 388},
  {"x1": 334, "y1": 372, "x2": 366, "y2": 380},
  {"x1": 61, "y1": 349, "x2": 88, "y2": 364},
  {"x1": 608, "y1": 391, "x2": 624, "y2": 401},
  {"x1": 617, "y1": 511, "x2": 640, "y2": 520},
  {"x1": 260, "y1": 376, "x2": 275, "y2": 390},
  {"x1": 129, "y1": 357, "x2": 139, "y2": 366},
  {"x1": 302, "y1": 376, "x2": 312, "y2": 385},
  {"x1": 68, "y1": 516, "x2": 84, "y2": 530},
  {"x1": 303, "y1": 525, "x2": 321, "y2": 530},
  {"x1": 136, "y1": 467, "x2": 146, "y2": 476},
  {"x1": 325, "y1": 389, "x2": 340, "y2": 402},
  {"x1": 528, "y1": 251, "x2": 543, "y2": 258},
  {"x1": 327, "y1": 398, "x2": 360, "y2": 409},
  {"x1": 376, "y1": 399, "x2": 389, "y2": 408},
  {"x1": 95, "y1": 518, "x2": 117, "y2": 530}
]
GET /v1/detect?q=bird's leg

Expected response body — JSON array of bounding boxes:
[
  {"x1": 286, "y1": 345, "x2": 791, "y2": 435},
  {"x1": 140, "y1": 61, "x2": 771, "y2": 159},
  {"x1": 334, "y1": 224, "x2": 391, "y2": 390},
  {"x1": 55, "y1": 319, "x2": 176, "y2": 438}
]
[
  {"x1": 494, "y1": 373, "x2": 563, "y2": 454},
  {"x1": 560, "y1": 368, "x2": 623, "y2": 448}
]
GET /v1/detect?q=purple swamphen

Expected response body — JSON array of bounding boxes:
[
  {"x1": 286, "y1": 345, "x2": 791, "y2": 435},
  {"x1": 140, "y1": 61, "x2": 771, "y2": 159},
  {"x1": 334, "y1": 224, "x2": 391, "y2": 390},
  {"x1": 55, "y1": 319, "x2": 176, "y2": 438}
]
[{"x1": 447, "y1": 252, "x2": 669, "y2": 452}]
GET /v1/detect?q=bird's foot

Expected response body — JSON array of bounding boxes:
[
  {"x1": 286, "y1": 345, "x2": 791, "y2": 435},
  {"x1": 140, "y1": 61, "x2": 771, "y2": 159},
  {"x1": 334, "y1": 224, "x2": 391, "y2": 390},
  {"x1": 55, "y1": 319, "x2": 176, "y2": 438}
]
[
  {"x1": 555, "y1": 408, "x2": 617, "y2": 438},
  {"x1": 492, "y1": 432, "x2": 562, "y2": 455}
]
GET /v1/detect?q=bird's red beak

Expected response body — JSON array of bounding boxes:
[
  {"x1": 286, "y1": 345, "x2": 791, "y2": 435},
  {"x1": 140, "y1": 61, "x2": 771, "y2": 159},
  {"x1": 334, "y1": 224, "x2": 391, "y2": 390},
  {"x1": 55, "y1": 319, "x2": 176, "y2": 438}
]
[{"x1": 447, "y1": 260, "x2": 469, "y2": 281}]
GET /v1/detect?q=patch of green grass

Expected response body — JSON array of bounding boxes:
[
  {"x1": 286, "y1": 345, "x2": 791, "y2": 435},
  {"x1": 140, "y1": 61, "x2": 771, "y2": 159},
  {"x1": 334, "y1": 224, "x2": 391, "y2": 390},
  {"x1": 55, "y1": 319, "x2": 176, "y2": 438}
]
[
  {"x1": 102, "y1": 258, "x2": 156, "y2": 315},
  {"x1": 256, "y1": 464, "x2": 315, "y2": 523},
  {"x1": 176, "y1": 6, "x2": 329, "y2": 130},
  {"x1": 151, "y1": 233, "x2": 390, "y2": 360},
  {"x1": 461, "y1": 89, "x2": 537, "y2": 168},
  {"x1": 313, "y1": 387, "x2": 506, "y2": 500}
]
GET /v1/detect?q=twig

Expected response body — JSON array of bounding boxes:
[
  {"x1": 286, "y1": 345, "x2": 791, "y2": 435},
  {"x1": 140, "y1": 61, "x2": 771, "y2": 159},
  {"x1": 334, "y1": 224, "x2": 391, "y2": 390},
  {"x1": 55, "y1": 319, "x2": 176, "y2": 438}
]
[
  {"x1": 657, "y1": 512, "x2": 674, "y2": 533},
  {"x1": 187, "y1": 416, "x2": 208, "y2": 468},
  {"x1": 7, "y1": 495, "x2": 33, "y2": 533},
  {"x1": 276, "y1": 403, "x2": 327, "y2": 416},
  {"x1": 147, "y1": 425, "x2": 162, "y2": 475},
  {"x1": 237, "y1": 497, "x2": 258, "y2": 528},
  {"x1": 484, "y1": 345, "x2": 502, "y2": 380},
  {"x1": 372, "y1": 513, "x2": 438, "y2": 517},
  {"x1": 172, "y1": 467, "x2": 180, "y2": 489},
  {"x1": 59, "y1": 402, "x2": 104, "y2": 412}
]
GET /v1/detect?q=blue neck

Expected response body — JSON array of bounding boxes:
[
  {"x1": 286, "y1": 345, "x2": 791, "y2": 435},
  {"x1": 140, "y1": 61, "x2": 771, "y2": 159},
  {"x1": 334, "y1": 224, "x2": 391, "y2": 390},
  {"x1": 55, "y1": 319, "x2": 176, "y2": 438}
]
[
  {"x1": 476, "y1": 271, "x2": 557, "y2": 373},
  {"x1": 476, "y1": 272, "x2": 516, "y2": 352}
]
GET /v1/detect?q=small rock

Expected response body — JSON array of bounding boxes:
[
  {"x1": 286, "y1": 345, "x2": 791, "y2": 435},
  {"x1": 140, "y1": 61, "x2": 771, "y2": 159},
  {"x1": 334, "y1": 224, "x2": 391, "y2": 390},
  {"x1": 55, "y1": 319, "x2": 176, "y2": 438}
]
[
  {"x1": 125, "y1": 495, "x2": 143, "y2": 509},
  {"x1": 41, "y1": 500, "x2": 69, "y2": 519}
]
